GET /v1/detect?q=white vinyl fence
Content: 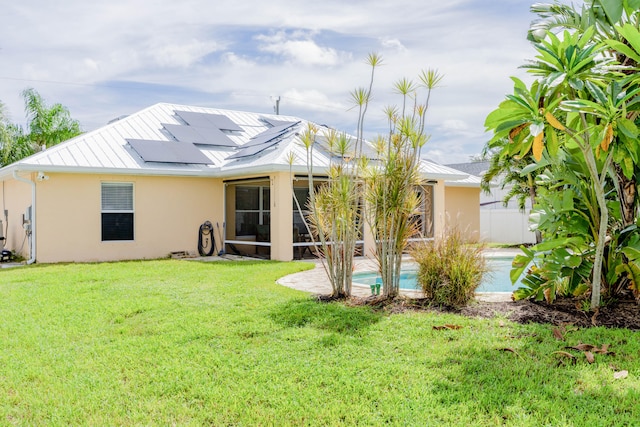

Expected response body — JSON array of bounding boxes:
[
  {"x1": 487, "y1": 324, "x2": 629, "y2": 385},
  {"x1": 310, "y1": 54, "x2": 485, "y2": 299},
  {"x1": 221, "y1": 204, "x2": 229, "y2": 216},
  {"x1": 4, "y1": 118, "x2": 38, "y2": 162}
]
[{"x1": 480, "y1": 209, "x2": 536, "y2": 245}]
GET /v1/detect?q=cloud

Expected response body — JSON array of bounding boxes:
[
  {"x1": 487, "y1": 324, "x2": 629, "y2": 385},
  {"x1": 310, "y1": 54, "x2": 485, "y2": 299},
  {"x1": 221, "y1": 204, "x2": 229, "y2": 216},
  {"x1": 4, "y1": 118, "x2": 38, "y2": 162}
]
[
  {"x1": 147, "y1": 39, "x2": 222, "y2": 68},
  {"x1": 255, "y1": 30, "x2": 348, "y2": 66},
  {"x1": 380, "y1": 37, "x2": 407, "y2": 53},
  {"x1": 441, "y1": 119, "x2": 469, "y2": 132},
  {"x1": 1, "y1": 0, "x2": 538, "y2": 162},
  {"x1": 221, "y1": 52, "x2": 256, "y2": 68},
  {"x1": 281, "y1": 88, "x2": 347, "y2": 112}
]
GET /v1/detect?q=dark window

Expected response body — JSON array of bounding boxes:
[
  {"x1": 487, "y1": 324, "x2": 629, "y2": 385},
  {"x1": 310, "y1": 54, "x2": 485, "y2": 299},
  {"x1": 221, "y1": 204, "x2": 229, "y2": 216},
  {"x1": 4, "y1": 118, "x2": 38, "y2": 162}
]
[
  {"x1": 101, "y1": 183, "x2": 134, "y2": 241},
  {"x1": 235, "y1": 185, "x2": 270, "y2": 236},
  {"x1": 293, "y1": 187, "x2": 310, "y2": 231}
]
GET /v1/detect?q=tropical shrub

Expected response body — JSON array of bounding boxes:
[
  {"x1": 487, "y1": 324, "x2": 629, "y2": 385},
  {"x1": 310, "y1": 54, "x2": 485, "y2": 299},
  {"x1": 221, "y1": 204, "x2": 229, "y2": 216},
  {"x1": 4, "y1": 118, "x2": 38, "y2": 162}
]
[
  {"x1": 484, "y1": 1, "x2": 640, "y2": 308},
  {"x1": 410, "y1": 228, "x2": 487, "y2": 307}
]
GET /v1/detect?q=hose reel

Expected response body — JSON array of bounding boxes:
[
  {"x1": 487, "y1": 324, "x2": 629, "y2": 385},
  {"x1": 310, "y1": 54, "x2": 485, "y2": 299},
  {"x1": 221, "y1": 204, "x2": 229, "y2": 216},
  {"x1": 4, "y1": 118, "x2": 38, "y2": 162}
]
[{"x1": 197, "y1": 221, "x2": 215, "y2": 256}]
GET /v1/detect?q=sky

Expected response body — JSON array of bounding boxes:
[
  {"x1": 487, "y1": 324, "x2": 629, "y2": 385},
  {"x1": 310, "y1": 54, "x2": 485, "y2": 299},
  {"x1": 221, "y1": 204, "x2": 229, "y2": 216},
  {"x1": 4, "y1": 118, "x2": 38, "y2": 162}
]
[{"x1": 0, "y1": 0, "x2": 542, "y2": 164}]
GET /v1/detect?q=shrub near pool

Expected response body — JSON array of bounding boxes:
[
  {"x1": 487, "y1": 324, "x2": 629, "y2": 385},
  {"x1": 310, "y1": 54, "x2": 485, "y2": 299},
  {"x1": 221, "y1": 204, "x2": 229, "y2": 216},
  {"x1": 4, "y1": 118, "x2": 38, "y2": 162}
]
[
  {"x1": 0, "y1": 259, "x2": 639, "y2": 426},
  {"x1": 410, "y1": 229, "x2": 489, "y2": 307}
]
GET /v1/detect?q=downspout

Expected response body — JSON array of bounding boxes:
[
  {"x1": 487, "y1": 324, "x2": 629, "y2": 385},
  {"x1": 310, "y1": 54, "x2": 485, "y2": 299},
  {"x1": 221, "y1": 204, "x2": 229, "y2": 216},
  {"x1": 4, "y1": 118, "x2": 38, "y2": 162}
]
[{"x1": 12, "y1": 170, "x2": 36, "y2": 264}]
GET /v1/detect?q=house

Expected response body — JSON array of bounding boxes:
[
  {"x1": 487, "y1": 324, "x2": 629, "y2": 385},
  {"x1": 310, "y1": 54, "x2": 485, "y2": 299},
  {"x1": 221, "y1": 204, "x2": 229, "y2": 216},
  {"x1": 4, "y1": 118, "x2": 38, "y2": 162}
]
[
  {"x1": 0, "y1": 103, "x2": 478, "y2": 264},
  {"x1": 445, "y1": 161, "x2": 536, "y2": 245}
]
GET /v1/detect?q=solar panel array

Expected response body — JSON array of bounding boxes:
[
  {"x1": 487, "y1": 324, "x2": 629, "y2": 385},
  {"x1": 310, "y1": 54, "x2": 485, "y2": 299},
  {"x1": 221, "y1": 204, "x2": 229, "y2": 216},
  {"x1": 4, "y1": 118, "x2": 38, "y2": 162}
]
[
  {"x1": 314, "y1": 135, "x2": 380, "y2": 161},
  {"x1": 262, "y1": 118, "x2": 295, "y2": 128},
  {"x1": 175, "y1": 111, "x2": 243, "y2": 132},
  {"x1": 128, "y1": 111, "x2": 301, "y2": 165},
  {"x1": 162, "y1": 123, "x2": 236, "y2": 147},
  {"x1": 227, "y1": 139, "x2": 281, "y2": 159},
  {"x1": 256, "y1": 121, "x2": 299, "y2": 138},
  {"x1": 228, "y1": 120, "x2": 300, "y2": 159},
  {"x1": 127, "y1": 139, "x2": 213, "y2": 164}
]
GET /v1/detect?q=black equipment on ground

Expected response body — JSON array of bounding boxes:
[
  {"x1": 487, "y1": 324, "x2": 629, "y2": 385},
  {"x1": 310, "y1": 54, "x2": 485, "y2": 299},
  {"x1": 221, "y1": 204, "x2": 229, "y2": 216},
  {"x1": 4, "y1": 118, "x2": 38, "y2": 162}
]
[{"x1": 197, "y1": 221, "x2": 215, "y2": 256}]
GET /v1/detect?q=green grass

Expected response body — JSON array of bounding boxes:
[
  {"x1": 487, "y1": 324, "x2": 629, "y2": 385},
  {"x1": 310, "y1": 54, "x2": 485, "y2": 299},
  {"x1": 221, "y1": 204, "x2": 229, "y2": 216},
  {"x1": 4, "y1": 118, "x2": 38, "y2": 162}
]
[{"x1": 1, "y1": 260, "x2": 639, "y2": 426}]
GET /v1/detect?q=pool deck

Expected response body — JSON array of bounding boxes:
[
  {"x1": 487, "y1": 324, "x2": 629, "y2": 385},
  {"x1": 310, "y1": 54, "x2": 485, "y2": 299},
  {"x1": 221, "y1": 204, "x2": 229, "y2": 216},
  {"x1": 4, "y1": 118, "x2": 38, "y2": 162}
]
[{"x1": 276, "y1": 248, "x2": 521, "y2": 302}]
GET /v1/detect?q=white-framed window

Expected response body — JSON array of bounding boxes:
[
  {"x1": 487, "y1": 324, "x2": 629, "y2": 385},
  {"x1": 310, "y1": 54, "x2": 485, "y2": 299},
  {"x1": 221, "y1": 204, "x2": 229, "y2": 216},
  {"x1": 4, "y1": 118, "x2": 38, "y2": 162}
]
[{"x1": 101, "y1": 182, "x2": 134, "y2": 241}]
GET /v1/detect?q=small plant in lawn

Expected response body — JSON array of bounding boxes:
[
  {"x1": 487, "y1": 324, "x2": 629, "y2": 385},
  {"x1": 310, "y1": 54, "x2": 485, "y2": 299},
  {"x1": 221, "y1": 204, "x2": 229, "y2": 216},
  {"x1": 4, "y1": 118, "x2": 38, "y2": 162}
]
[{"x1": 410, "y1": 227, "x2": 487, "y2": 307}]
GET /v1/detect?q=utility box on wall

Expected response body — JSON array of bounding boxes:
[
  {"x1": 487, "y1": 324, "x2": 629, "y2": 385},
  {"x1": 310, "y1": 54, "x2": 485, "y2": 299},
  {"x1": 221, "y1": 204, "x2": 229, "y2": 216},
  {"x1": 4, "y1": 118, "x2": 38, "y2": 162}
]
[{"x1": 23, "y1": 205, "x2": 32, "y2": 232}]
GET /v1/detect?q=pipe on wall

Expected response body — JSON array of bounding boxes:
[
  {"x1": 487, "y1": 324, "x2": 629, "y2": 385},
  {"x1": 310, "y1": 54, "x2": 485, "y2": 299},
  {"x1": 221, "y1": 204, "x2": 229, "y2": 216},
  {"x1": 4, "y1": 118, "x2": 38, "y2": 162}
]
[{"x1": 12, "y1": 170, "x2": 36, "y2": 264}]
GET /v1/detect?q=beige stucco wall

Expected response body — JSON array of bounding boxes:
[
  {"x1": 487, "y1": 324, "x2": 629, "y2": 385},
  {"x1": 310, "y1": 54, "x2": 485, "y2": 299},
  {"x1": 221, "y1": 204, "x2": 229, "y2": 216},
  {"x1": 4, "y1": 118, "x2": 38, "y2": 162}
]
[
  {"x1": 0, "y1": 175, "x2": 34, "y2": 259},
  {"x1": 432, "y1": 180, "x2": 447, "y2": 239},
  {"x1": 444, "y1": 185, "x2": 481, "y2": 242},
  {"x1": 2, "y1": 170, "x2": 472, "y2": 263},
  {"x1": 270, "y1": 172, "x2": 293, "y2": 261},
  {"x1": 31, "y1": 173, "x2": 223, "y2": 263}
]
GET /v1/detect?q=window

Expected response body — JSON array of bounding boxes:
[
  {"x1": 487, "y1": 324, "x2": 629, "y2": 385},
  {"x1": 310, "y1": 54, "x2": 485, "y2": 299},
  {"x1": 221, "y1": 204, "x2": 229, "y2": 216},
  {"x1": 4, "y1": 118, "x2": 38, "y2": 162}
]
[
  {"x1": 101, "y1": 182, "x2": 134, "y2": 241},
  {"x1": 292, "y1": 187, "x2": 310, "y2": 232},
  {"x1": 235, "y1": 185, "x2": 270, "y2": 236},
  {"x1": 411, "y1": 185, "x2": 434, "y2": 238}
]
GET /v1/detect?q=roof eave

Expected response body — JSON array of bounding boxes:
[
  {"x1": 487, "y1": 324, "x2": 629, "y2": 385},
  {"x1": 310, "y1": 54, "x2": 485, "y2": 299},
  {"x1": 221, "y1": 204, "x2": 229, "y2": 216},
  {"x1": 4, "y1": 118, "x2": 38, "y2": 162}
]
[
  {"x1": 0, "y1": 163, "x2": 225, "y2": 179},
  {"x1": 445, "y1": 181, "x2": 481, "y2": 188}
]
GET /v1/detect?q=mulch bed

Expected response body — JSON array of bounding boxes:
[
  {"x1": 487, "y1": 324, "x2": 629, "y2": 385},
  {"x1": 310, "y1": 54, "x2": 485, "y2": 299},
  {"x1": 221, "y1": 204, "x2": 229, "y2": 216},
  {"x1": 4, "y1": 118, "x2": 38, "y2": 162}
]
[{"x1": 344, "y1": 295, "x2": 640, "y2": 330}]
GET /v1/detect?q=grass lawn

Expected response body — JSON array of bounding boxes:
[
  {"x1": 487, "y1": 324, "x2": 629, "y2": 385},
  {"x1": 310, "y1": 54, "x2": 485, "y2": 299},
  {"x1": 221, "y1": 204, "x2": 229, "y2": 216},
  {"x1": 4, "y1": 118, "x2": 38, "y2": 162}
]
[{"x1": 1, "y1": 259, "x2": 639, "y2": 426}]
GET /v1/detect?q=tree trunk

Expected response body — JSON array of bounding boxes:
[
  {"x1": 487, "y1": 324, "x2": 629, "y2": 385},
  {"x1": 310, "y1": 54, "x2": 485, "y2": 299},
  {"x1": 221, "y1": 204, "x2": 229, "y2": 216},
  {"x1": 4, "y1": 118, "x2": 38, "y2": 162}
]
[
  {"x1": 527, "y1": 174, "x2": 542, "y2": 244},
  {"x1": 615, "y1": 163, "x2": 637, "y2": 227},
  {"x1": 583, "y1": 147, "x2": 611, "y2": 310}
]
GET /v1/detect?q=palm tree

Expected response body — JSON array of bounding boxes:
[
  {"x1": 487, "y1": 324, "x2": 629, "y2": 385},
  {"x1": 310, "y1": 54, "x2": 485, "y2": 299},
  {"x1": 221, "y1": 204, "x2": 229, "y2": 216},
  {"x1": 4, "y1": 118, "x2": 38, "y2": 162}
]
[
  {"x1": 0, "y1": 89, "x2": 83, "y2": 167},
  {"x1": 22, "y1": 88, "x2": 82, "y2": 150},
  {"x1": 0, "y1": 101, "x2": 29, "y2": 167}
]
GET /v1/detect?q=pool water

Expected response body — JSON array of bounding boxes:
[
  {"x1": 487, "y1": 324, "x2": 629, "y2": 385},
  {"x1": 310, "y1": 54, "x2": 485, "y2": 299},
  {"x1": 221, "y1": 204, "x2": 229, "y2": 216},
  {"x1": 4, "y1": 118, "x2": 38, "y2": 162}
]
[{"x1": 352, "y1": 257, "x2": 522, "y2": 293}]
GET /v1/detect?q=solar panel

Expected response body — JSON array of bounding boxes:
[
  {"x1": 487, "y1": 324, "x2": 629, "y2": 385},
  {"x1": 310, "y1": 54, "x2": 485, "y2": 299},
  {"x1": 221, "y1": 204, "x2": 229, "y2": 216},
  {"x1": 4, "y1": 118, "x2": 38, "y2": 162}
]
[
  {"x1": 263, "y1": 118, "x2": 294, "y2": 127},
  {"x1": 163, "y1": 123, "x2": 236, "y2": 147},
  {"x1": 127, "y1": 139, "x2": 213, "y2": 164},
  {"x1": 256, "y1": 121, "x2": 299, "y2": 138},
  {"x1": 314, "y1": 136, "x2": 380, "y2": 160},
  {"x1": 240, "y1": 121, "x2": 299, "y2": 148},
  {"x1": 242, "y1": 131, "x2": 284, "y2": 148},
  {"x1": 227, "y1": 139, "x2": 281, "y2": 159},
  {"x1": 175, "y1": 111, "x2": 243, "y2": 132}
]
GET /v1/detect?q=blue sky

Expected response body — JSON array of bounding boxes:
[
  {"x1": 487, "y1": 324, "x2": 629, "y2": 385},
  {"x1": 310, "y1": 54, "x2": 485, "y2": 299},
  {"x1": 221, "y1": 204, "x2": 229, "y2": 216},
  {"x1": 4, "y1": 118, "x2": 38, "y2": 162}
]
[{"x1": 0, "y1": 0, "x2": 540, "y2": 163}]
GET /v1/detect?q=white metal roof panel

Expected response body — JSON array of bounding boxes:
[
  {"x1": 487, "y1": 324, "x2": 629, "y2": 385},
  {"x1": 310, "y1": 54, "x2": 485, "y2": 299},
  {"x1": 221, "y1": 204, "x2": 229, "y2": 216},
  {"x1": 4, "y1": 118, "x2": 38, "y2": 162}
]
[{"x1": 0, "y1": 102, "x2": 469, "y2": 182}]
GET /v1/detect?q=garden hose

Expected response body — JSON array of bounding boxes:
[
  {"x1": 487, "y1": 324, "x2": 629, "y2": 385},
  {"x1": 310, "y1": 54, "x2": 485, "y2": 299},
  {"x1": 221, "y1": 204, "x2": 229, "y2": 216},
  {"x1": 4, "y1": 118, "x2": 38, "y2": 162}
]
[{"x1": 197, "y1": 221, "x2": 215, "y2": 256}]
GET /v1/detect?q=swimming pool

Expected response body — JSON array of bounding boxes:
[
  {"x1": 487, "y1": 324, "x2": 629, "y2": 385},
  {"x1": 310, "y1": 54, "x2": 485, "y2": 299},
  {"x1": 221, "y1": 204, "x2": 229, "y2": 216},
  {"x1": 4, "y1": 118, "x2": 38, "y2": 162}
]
[{"x1": 351, "y1": 257, "x2": 522, "y2": 293}]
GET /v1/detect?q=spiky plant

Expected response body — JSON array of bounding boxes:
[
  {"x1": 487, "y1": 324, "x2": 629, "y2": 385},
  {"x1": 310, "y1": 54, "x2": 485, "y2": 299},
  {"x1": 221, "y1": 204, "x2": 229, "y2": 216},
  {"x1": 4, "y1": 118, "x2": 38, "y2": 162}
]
[
  {"x1": 363, "y1": 69, "x2": 443, "y2": 298},
  {"x1": 298, "y1": 125, "x2": 363, "y2": 298}
]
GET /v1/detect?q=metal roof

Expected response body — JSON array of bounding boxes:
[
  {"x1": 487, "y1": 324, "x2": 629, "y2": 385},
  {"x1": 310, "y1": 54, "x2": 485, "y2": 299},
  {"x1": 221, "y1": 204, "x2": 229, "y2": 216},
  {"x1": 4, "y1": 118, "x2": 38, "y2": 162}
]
[
  {"x1": 0, "y1": 103, "x2": 472, "y2": 183},
  {"x1": 445, "y1": 161, "x2": 490, "y2": 178}
]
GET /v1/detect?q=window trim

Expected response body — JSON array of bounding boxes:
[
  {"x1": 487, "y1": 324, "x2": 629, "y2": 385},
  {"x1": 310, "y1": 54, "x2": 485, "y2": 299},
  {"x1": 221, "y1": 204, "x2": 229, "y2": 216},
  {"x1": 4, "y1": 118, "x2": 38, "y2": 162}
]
[{"x1": 101, "y1": 182, "x2": 135, "y2": 242}]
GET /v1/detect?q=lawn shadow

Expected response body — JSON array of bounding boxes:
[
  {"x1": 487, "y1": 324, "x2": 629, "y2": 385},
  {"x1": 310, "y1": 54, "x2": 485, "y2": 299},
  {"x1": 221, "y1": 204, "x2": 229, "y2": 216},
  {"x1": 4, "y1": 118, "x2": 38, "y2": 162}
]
[{"x1": 270, "y1": 297, "x2": 382, "y2": 336}]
